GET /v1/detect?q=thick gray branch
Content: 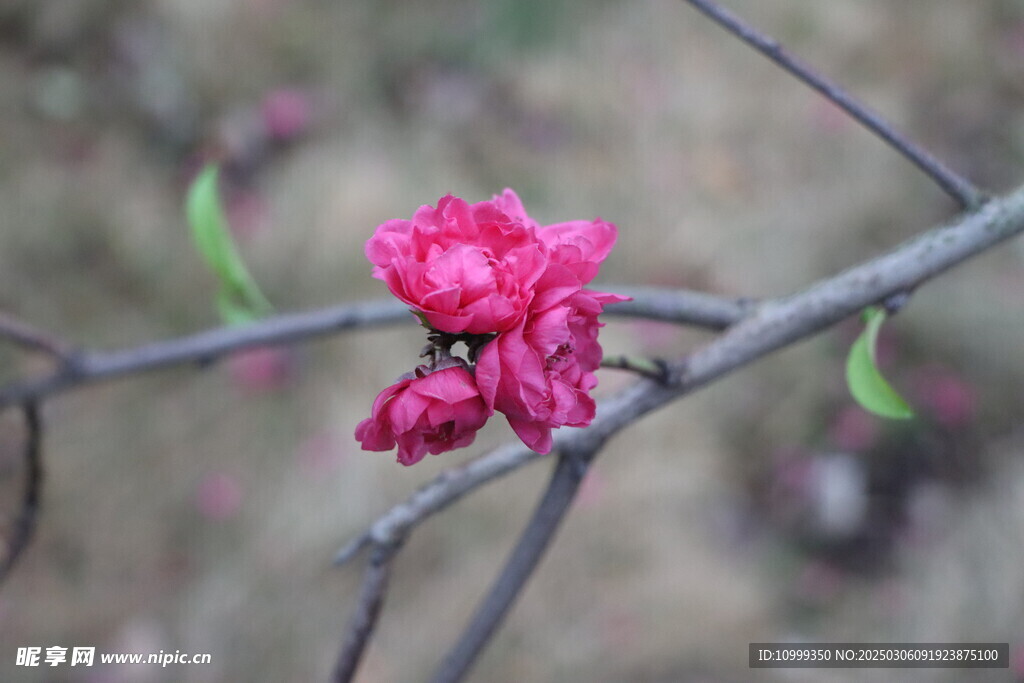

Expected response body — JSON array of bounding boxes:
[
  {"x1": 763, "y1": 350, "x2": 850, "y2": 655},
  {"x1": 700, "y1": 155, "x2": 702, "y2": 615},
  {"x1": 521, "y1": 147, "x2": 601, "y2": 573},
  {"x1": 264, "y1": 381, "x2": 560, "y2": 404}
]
[{"x1": 675, "y1": 184, "x2": 1023, "y2": 388}]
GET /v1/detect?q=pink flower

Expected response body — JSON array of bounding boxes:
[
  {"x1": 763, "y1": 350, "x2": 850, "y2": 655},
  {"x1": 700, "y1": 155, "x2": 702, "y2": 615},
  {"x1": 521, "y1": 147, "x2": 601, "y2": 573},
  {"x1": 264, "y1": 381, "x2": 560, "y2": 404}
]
[
  {"x1": 476, "y1": 288, "x2": 628, "y2": 454},
  {"x1": 365, "y1": 190, "x2": 618, "y2": 335},
  {"x1": 360, "y1": 189, "x2": 625, "y2": 461},
  {"x1": 355, "y1": 364, "x2": 490, "y2": 466},
  {"x1": 365, "y1": 193, "x2": 548, "y2": 334}
]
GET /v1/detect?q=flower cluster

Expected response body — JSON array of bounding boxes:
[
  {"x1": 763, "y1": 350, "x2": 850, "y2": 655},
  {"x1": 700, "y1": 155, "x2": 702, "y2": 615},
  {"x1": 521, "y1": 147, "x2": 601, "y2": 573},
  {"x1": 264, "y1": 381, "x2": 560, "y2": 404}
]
[{"x1": 356, "y1": 190, "x2": 626, "y2": 465}]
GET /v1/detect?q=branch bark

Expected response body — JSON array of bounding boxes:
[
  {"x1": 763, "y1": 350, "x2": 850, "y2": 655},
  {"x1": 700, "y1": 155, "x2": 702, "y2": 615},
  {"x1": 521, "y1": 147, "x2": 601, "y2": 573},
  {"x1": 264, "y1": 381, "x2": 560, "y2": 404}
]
[
  {"x1": 0, "y1": 288, "x2": 744, "y2": 409},
  {"x1": 0, "y1": 313, "x2": 73, "y2": 360},
  {"x1": 600, "y1": 285, "x2": 752, "y2": 329},
  {"x1": 430, "y1": 447, "x2": 594, "y2": 683},
  {"x1": 0, "y1": 403, "x2": 43, "y2": 585},
  {"x1": 680, "y1": 0, "x2": 985, "y2": 209},
  {"x1": 332, "y1": 541, "x2": 403, "y2": 683}
]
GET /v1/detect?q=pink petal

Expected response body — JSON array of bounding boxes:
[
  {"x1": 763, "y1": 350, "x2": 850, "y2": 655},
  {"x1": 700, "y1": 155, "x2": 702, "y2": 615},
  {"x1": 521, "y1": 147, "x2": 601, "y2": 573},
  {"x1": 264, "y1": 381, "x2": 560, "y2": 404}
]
[
  {"x1": 420, "y1": 286, "x2": 463, "y2": 315},
  {"x1": 488, "y1": 188, "x2": 535, "y2": 227},
  {"x1": 531, "y1": 262, "x2": 582, "y2": 312},
  {"x1": 415, "y1": 367, "x2": 481, "y2": 404},
  {"x1": 507, "y1": 417, "x2": 553, "y2": 454}
]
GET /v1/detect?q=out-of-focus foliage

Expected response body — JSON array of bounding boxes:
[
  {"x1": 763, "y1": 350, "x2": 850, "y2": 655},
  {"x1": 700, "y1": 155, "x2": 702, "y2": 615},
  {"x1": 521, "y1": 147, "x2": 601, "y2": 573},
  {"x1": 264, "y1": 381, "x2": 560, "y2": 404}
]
[{"x1": 186, "y1": 165, "x2": 272, "y2": 324}]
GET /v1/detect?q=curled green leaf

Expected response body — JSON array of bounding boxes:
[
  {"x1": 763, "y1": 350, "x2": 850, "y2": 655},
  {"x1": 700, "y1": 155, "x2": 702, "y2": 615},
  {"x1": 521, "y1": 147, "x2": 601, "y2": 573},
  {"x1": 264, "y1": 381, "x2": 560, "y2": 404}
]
[
  {"x1": 845, "y1": 306, "x2": 914, "y2": 420},
  {"x1": 185, "y1": 165, "x2": 272, "y2": 324}
]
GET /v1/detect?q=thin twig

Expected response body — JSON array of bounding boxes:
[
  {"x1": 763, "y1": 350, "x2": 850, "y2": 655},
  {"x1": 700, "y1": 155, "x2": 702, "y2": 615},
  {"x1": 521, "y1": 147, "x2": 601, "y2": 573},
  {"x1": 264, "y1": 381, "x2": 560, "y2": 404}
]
[
  {"x1": 605, "y1": 286, "x2": 752, "y2": 330},
  {"x1": 333, "y1": 540, "x2": 403, "y2": 683},
  {"x1": 430, "y1": 447, "x2": 593, "y2": 683},
  {"x1": 0, "y1": 312, "x2": 74, "y2": 360},
  {"x1": 0, "y1": 403, "x2": 43, "y2": 585},
  {"x1": 680, "y1": 0, "x2": 985, "y2": 210},
  {"x1": 599, "y1": 355, "x2": 670, "y2": 383},
  {"x1": 333, "y1": 440, "x2": 546, "y2": 566},
  {"x1": 0, "y1": 288, "x2": 744, "y2": 409}
]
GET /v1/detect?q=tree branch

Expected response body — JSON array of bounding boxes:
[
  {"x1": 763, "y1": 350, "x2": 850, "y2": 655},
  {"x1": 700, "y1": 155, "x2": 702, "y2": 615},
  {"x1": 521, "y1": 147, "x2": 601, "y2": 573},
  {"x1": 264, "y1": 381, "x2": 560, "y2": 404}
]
[
  {"x1": 430, "y1": 446, "x2": 594, "y2": 683},
  {"x1": 0, "y1": 312, "x2": 73, "y2": 360},
  {"x1": 332, "y1": 540, "x2": 403, "y2": 683},
  {"x1": 332, "y1": 440, "x2": 549, "y2": 566},
  {"x1": 0, "y1": 403, "x2": 43, "y2": 585},
  {"x1": 599, "y1": 355, "x2": 670, "y2": 382},
  {"x1": 604, "y1": 285, "x2": 751, "y2": 330},
  {"x1": 0, "y1": 288, "x2": 743, "y2": 409},
  {"x1": 680, "y1": 0, "x2": 985, "y2": 210}
]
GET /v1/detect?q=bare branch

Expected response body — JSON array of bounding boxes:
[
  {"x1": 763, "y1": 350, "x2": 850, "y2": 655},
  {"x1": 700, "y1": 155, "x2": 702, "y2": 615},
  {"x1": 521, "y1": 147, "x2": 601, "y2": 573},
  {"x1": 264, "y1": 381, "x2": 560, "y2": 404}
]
[
  {"x1": 0, "y1": 288, "x2": 742, "y2": 409},
  {"x1": 0, "y1": 403, "x2": 43, "y2": 585},
  {"x1": 674, "y1": 183, "x2": 1024, "y2": 387},
  {"x1": 332, "y1": 540, "x2": 403, "y2": 683},
  {"x1": 680, "y1": 0, "x2": 985, "y2": 210},
  {"x1": 0, "y1": 299, "x2": 408, "y2": 408},
  {"x1": 0, "y1": 312, "x2": 74, "y2": 360},
  {"x1": 334, "y1": 183, "x2": 1024, "y2": 567},
  {"x1": 430, "y1": 447, "x2": 593, "y2": 683},
  {"x1": 606, "y1": 285, "x2": 751, "y2": 329},
  {"x1": 599, "y1": 355, "x2": 670, "y2": 382},
  {"x1": 333, "y1": 440, "x2": 545, "y2": 566},
  {"x1": 331, "y1": 379, "x2": 675, "y2": 568}
]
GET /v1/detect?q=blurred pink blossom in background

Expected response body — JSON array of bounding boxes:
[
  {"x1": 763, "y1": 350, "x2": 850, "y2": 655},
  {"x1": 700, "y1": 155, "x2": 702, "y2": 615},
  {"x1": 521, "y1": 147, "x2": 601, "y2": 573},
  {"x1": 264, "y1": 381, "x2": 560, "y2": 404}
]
[{"x1": 195, "y1": 472, "x2": 243, "y2": 521}]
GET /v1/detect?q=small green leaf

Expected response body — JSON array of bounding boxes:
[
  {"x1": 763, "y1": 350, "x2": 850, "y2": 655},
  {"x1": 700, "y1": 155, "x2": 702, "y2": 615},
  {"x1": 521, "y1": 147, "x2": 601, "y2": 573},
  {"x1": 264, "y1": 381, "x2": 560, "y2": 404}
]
[
  {"x1": 845, "y1": 306, "x2": 914, "y2": 420},
  {"x1": 411, "y1": 310, "x2": 433, "y2": 330},
  {"x1": 614, "y1": 355, "x2": 663, "y2": 376},
  {"x1": 185, "y1": 165, "x2": 272, "y2": 324},
  {"x1": 216, "y1": 290, "x2": 261, "y2": 326}
]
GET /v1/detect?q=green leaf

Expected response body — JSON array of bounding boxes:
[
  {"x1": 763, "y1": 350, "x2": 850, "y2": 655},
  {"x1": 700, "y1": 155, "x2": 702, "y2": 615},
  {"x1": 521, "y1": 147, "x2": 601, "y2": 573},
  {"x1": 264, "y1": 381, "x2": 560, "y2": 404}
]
[
  {"x1": 845, "y1": 306, "x2": 915, "y2": 420},
  {"x1": 613, "y1": 355, "x2": 663, "y2": 376},
  {"x1": 216, "y1": 290, "x2": 262, "y2": 326},
  {"x1": 411, "y1": 310, "x2": 433, "y2": 330},
  {"x1": 185, "y1": 165, "x2": 272, "y2": 324}
]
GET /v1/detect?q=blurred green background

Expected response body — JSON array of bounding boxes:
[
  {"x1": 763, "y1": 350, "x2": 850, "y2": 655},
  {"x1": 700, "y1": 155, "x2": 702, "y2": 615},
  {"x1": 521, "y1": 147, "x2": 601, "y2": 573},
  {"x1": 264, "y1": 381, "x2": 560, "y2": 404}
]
[{"x1": 2, "y1": 0, "x2": 1024, "y2": 680}]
